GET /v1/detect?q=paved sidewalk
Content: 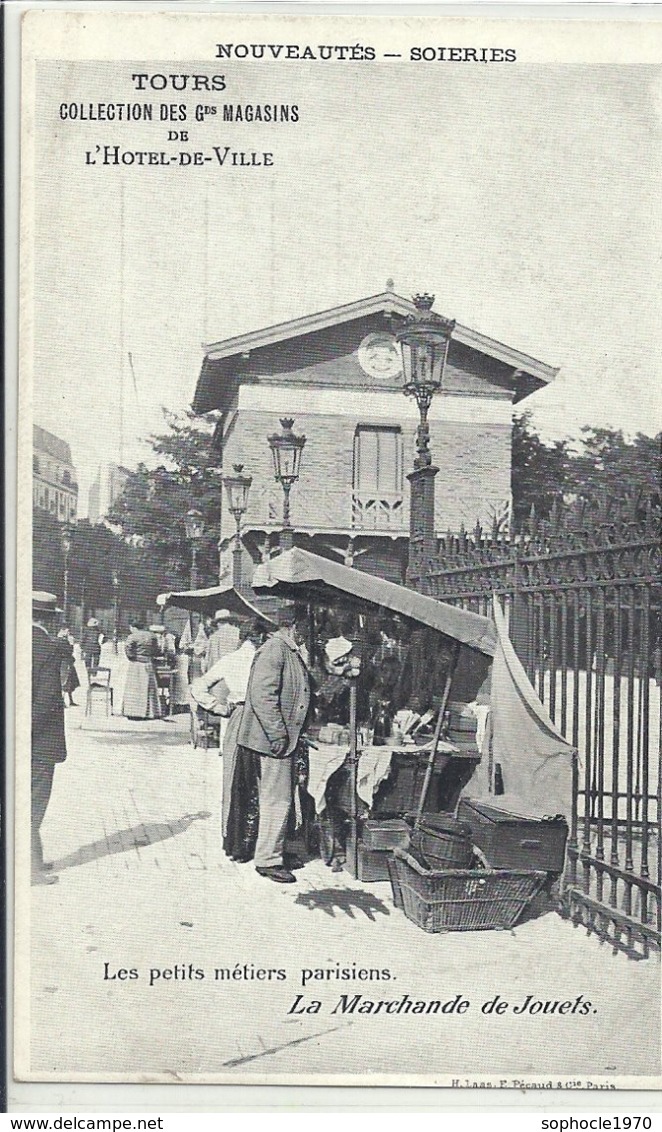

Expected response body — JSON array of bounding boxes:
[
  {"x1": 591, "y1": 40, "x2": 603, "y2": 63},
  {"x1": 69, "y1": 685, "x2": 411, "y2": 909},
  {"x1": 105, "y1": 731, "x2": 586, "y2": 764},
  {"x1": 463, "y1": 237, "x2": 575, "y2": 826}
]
[{"x1": 26, "y1": 698, "x2": 662, "y2": 1084}]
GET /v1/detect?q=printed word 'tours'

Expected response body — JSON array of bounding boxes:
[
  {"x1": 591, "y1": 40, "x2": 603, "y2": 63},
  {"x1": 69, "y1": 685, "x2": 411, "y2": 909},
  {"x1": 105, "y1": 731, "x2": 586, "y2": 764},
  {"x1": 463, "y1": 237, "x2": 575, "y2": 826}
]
[{"x1": 131, "y1": 73, "x2": 227, "y2": 91}]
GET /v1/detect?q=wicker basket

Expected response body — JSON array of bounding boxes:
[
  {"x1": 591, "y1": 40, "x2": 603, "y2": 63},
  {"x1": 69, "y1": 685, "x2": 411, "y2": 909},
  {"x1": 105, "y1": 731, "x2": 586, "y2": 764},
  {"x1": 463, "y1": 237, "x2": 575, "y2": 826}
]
[{"x1": 390, "y1": 849, "x2": 546, "y2": 933}]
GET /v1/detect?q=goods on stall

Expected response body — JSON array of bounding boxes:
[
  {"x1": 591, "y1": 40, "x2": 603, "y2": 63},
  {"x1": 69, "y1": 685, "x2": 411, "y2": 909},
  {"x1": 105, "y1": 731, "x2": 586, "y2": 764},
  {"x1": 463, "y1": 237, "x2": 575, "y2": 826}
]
[
  {"x1": 333, "y1": 747, "x2": 476, "y2": 819},
  {"x1": 408, "y1": 814, "x2": 474, "y2": 870},
  {"x1": 445, "y1": 701, "x2": 480, "y2": 754},
  {"x1": 457, "y1": 798, "x2": 569, "y2": 874},
  {"x1": 388, "y1": 849, "x2": 546, "y2": 933}
]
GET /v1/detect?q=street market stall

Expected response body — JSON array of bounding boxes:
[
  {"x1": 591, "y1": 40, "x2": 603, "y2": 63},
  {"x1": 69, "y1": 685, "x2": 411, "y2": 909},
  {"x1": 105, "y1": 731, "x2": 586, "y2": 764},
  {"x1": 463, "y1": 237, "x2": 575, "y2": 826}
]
[
  {"x1": 251, "y1": 547, "x2": 502, "y2": 879},
  {"x1": 156, "y1": 581, "x2": 272, "y2": 622},
  {"x1": 252, "y1": 549, "x2": 575, "y2": 903},
  {"x1": 158, "y1": 551, "x2": 576, "y2": 930}
]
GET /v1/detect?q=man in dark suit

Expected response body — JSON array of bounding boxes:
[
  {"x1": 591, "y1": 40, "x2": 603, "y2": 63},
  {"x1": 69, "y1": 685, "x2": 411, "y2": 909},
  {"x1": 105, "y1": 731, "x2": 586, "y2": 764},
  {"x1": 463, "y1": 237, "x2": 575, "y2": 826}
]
[
  {"x1": 32, "y1": 591, "x2": 69, "y2": 886},
  {"x1": 237, "y1": 605, "x2": 311, "y2": 884}
]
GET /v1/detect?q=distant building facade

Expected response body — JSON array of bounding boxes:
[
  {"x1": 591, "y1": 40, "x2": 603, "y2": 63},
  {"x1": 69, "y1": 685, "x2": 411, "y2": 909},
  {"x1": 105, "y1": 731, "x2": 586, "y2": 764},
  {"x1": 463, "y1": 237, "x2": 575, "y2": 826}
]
[
  {"x1": 193, "y1": 289, "x2": 559, "y2": 583},
  {"x1": 33, "y1": 425, "x2": 78, "y2": 523},
  {"x1": 88, "y1": 464, "x2": 130, "y2": 524}
]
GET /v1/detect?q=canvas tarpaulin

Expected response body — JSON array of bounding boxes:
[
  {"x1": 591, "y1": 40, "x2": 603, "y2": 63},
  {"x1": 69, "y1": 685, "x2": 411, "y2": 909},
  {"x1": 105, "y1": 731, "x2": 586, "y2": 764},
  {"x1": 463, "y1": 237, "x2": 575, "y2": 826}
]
[
  {"x1": 463, "y1": 597, "x2": 575, "y2": 819},
  {"x1": 156, "y1": 581, "x2": 275, "y2": 623},
  {"x1": 251, "y1": 547, "x2": 496, "y2": 657}
]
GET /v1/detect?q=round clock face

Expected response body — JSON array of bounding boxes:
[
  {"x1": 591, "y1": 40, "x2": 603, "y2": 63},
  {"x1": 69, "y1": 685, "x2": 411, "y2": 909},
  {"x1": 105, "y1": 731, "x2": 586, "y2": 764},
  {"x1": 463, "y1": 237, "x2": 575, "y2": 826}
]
[{"x1": 357, "y1": 333, "x2": 402, "y2": 380}]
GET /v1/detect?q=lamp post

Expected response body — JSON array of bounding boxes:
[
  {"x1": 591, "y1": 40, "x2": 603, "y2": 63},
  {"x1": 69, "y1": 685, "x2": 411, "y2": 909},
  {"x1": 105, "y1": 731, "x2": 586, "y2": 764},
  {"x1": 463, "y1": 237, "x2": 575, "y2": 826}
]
[
  {"x1": 111, "y1": 570, "x2": 120, "y2": 654},
  {"x1": 267, "y1": 417, "x2": 306, "y2": 552},
  {"x1": 396, "y1": 293, "x2": 455, "y2": 584},
  {"x1": 79, "y1": 568, "x2": 88, "y2": 631},
  {"x1": 61, "y1": 524, "x2": 74, "y2": 625},
  {"x1": 184, "y1": 508, "x2": 205, "y2": 589},
  {"x1": 223, "y1": 463, "x2": 252, "y2": 590}
]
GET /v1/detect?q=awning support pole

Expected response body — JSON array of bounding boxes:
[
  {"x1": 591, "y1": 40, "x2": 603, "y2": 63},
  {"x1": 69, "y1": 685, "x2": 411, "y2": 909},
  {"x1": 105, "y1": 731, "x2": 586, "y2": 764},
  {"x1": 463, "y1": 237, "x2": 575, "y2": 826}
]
[
  {"x1": 348, "y1": 678, "x2": 359, "y2": 879},
  {"x1": 413, "y1": 640, "x2": 461, "y2": 829}
]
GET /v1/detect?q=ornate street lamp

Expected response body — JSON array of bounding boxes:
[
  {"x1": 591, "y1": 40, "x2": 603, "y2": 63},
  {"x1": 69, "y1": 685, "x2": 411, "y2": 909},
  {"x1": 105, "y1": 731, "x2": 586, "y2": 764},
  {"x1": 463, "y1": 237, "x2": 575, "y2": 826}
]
[
  {"x1": 111, "y1": 570, "x2": 120, "y2": 653},
  {"x1": 184, "y1": 508, "x2": 205, "y2": 589},
  {"x1": 223, "y1": 463, "x2": 252, "y2": 590},
  {"x1": 396, "y1": 293, "x2": 455, "y2": 469},
  {"x1": 267, "y1": 417, "x2": 306, "y2": 552},
  {"x1": 61, "y1": 524, "x2": 74, "y2": 624},
  {"x1": 396, "y1": 294, "x2": 455, "y2": 586}
]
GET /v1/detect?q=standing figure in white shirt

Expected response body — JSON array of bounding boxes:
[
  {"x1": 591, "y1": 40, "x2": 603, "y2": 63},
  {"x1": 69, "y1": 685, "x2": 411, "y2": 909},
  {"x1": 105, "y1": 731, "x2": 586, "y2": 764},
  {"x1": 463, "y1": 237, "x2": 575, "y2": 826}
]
[{"x1": 190, "y1": 617, "x2": 273, "y2": 850}]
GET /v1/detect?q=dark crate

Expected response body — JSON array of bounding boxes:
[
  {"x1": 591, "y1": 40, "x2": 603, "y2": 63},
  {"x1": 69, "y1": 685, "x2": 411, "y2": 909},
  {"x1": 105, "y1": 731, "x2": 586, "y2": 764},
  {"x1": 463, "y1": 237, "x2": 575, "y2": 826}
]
[
  {"x1": 409, "y1": 814, "x2": 473, "y2": 870},
  {"x1": 362, "y1": 818, "x2": 411, "y2": 852},
  {"x1": 344, "y1": 833, "x2": 392, "y2": 882},
  {"x1": 457, "y1": 798, "x2": 569, "y2": 874},
  {"x1": 390, "y1": 849, "x2": 546, "y2": 933}
]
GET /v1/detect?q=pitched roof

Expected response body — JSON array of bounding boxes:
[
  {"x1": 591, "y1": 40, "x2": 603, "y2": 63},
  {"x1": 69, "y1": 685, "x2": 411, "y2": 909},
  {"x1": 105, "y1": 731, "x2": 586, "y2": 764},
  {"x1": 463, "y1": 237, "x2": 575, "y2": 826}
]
[
  {"x1": 33, "y1": 425, "x2": 74, "y2": 465},
  {"x1": 194, "y1": 290, "x2": 558, "y2": 414},
  {"x1": 204, "y1": 290, "x2": 557, "y2": 375}
]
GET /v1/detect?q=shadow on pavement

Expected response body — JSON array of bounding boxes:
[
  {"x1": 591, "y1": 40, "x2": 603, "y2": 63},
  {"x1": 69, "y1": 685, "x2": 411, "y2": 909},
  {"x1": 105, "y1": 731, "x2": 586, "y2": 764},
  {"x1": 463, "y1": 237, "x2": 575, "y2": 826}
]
[
  {"x1": 80, "y1": 729, "x2": 192, "y2": 746},
  {"x1": 294, "y1": 888, "x2": 391, "y2": 921},
  {"x1": 49, "y1": 811, "x2": 213, "y2": 872}
]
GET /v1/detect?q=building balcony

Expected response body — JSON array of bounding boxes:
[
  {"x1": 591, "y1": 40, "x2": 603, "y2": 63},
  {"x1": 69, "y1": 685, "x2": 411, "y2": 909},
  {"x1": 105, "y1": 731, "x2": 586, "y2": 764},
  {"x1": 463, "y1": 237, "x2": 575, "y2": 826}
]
[
  {"x1": 351, "y1": 490, "x2": 405, "y2": 532},
  {"x1": 242, "y1": 484, "x2": 408, "y2": 539}
]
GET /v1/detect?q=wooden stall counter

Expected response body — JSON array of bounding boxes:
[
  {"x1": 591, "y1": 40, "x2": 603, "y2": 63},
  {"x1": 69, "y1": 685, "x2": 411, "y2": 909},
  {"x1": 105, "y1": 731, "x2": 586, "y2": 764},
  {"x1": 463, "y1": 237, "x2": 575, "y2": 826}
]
[{"x1": 304, "y1": 740, "x2": 481, "y2": 881}]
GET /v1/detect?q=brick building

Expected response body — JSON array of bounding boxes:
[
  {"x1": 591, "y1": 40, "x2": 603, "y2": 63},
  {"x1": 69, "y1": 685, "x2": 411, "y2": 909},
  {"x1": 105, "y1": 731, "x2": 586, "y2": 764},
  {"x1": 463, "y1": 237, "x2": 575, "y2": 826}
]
[
  {"x1": 193, "y1": 289, "x2": 558, "y2": 583},
  {"x1": 33, "y1": 424, "x2": 78, "y2": 524}
]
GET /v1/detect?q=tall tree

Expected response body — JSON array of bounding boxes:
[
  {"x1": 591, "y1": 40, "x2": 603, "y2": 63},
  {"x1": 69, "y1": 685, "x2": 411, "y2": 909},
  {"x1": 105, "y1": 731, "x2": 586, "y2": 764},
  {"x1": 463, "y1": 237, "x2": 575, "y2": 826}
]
[
  {"x1": 108, "y1": 410, "x2": 222, "y2": 588},
  {"x1": 511, "y1": 416, "x2": 660, "y2": 527},
  {"x1": 511, "y1": 412, "x2": 570, "y2": 525},
  {"x1": 568, "y1": 428, "x2": 661, "y2": 514}
]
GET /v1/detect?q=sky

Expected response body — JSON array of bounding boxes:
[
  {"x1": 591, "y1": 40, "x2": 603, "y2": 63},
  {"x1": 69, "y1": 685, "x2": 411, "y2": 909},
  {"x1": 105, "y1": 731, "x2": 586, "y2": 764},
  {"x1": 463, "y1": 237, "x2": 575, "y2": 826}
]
[{"x1": 32, "y1": 58, "x2": 662, "y2": 513}]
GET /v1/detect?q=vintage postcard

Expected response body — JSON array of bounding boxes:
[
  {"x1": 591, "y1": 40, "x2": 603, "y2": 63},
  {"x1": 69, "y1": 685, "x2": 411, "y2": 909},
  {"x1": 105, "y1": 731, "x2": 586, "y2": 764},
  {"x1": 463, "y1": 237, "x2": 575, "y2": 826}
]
[{"x1": 14, "y1": 4, "x2": 662, "y2": 1091}]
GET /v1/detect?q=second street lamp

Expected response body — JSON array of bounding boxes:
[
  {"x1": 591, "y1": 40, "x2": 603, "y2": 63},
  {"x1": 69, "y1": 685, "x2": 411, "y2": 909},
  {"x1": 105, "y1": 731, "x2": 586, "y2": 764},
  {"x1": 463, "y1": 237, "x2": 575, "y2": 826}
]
[
  {"x1": 61, "y1": 524, "x2": 74, "y2": 625},
  {"x1": 184, "y1": 508, "x2": 205, "y2": 589},
  {"x1": 223, "y1": 463, "x2": 252, "y2": 590},
  {"x1": 267, "y1": 417, "x2": 306, "y2": 552}
]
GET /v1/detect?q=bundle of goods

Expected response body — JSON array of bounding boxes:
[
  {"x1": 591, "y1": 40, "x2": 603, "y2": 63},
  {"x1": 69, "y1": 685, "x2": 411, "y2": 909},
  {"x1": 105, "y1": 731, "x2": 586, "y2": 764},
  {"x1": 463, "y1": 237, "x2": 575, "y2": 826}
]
[
  {"x1": 352, "y1": 813, "x2": 476, "y2": 884},
  {"x1": 456, "y1": 798, "x2": 569, "y2": 875}
]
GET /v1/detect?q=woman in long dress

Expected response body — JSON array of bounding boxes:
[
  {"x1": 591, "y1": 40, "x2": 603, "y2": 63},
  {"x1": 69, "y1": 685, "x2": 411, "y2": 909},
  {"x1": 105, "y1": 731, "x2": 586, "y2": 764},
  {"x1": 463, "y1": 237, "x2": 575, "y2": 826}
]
[
  {"x1": 121, "y1": 620, "x2": 161, "y2": 720},
  {"x1": 57, "y1": 627, "x2": 80, "y2": 707}
]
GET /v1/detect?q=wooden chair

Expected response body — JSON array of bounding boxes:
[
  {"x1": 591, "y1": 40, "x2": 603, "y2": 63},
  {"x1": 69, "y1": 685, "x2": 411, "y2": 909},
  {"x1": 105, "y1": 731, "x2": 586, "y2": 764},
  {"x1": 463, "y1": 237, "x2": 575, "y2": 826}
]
[
  {"x1": 154, "y1": 662, "x2": 177, "y2": 717},
  {"x1": 188, "y1": 690, "x2": 220, "y2": 750},
  {"x1": 86, "y1": 666, "x2": 113, "y2": 717}
]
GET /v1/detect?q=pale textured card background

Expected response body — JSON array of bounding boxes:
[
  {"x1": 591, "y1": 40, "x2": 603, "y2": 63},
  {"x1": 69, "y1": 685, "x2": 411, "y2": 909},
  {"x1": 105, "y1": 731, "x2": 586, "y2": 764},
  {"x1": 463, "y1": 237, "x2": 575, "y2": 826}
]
[{"x1": 8, "y1": 0, "x2": 662, "y2": 1111}]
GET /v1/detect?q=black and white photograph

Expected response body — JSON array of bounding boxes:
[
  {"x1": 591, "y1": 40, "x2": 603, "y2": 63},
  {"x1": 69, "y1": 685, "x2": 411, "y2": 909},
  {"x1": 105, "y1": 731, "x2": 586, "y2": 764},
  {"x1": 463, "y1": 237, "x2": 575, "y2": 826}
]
[{"x1": 14, "y1": 6, "x2": 662, "y2": 1089}]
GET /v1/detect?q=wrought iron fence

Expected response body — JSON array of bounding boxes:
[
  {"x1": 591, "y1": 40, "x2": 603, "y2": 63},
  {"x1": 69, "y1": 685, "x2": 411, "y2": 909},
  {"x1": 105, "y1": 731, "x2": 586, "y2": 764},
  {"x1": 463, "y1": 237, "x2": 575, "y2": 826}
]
[{"x1": 412, "y1": 495, "x2": 661, "y2": 958}]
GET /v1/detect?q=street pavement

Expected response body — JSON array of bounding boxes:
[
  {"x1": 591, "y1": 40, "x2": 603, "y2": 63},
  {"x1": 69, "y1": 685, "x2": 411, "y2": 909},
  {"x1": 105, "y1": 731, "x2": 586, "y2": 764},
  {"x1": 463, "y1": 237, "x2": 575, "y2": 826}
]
[{"x1": 26, "y1": 648, "x2": 662, "y2": 1085}]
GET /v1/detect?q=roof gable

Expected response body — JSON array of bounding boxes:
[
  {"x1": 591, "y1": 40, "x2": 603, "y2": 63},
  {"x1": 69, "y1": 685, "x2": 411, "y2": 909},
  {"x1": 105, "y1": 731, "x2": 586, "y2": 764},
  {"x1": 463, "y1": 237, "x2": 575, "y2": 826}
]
[{"x1": 194, "y1": 290, "x2": 559, "y2": 414}]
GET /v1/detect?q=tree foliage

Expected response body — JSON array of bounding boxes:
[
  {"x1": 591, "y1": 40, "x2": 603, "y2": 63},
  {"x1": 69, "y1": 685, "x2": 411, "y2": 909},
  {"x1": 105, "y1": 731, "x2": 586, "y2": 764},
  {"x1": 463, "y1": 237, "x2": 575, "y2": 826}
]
[
  {"x1": 511, "y1": 413, "x2": 570, "y2": 525},
  {"x1": 512, "y1": 413, "x2": 660, "y2": 526},
  {"x1": 32, "y1": 513, "x2": 174, "y2": 624},
  {"x1": 568, "y1": 428, "x2": 660, "y2": 511},
  {"x1": 107, "y1": 409, "x2": 222, "y2": 588}
]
